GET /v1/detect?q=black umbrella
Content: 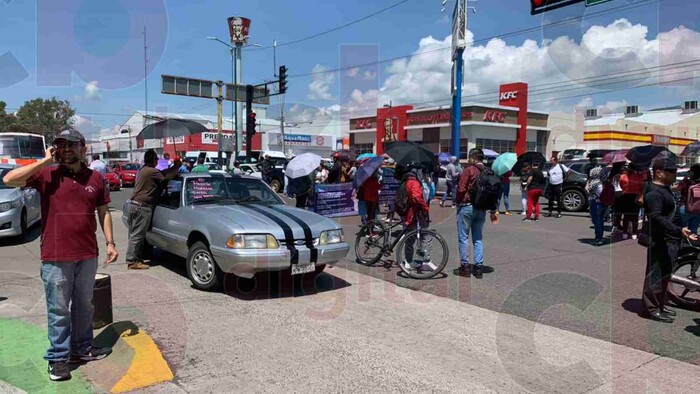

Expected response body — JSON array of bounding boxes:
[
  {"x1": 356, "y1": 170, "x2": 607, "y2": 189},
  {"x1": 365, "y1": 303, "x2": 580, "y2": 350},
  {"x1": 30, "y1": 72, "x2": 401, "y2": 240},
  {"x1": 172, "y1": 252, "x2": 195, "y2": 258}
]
[
  {"x1": 137, "y1": 119, "x2": 210, "y2": 140},
  {"x1": 680, "y1": 141, "x2": 700, "y2": 157},
  {"x1": 625, "y1": 145, "x2": 676, "y2": 167},
  {"x1": 385, "y1": 141, "x2": 435, "y2": 172},
  {"x1": 511, "y1": 152, "x2": 546, "y2": 176}
]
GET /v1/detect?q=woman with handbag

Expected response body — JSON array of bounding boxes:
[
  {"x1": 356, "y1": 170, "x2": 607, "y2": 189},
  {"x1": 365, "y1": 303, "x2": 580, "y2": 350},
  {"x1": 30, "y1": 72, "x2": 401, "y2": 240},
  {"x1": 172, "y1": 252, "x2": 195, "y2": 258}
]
[{"x1": 640, "y1": 158, "x2": 697, "y2": 323}]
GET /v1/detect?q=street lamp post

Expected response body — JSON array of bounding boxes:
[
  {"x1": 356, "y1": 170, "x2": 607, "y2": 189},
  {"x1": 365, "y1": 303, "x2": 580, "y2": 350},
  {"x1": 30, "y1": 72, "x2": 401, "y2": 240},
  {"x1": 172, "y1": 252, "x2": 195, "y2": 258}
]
[{"x1": 207, "y1": 37, "x2": 261, "y2": 161}]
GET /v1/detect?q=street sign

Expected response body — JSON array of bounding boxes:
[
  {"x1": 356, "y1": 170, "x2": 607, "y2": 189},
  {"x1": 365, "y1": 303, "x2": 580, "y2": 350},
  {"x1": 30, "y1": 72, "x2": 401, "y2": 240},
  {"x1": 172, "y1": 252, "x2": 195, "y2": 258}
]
[
  {"x1": 531, "y1": 0, "x2": 584, "y2": 15},
  {"x1": 225, "y1": 84, "x2": 270, "y2": 105},
  {"x1": 586, "y1": 0, "x2": 612, "y2": 5},
  {"x1": 161, "y1": 75, "x2": 216, "y2": 99}
]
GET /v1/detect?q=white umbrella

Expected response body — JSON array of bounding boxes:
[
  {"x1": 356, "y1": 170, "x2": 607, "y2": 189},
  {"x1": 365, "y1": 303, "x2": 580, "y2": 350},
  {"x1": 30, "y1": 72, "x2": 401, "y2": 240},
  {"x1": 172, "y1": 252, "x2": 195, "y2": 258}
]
[
  {"x1": 483, "y1": 149, "x2": 499, "y2": 159},
  {"x1": 285, "y1": 152, "x2": 323, "y2": 179}
]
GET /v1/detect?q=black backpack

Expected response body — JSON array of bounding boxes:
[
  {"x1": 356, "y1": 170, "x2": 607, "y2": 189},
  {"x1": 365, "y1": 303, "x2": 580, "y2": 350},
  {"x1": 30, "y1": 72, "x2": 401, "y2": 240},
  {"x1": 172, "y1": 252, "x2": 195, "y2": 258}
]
[
  {"x1": 395, "y1": 180, "x2": 409, "y2": 216},
  {"x1": 470, "y1": 166, "x2": 502, "y2": 210}
]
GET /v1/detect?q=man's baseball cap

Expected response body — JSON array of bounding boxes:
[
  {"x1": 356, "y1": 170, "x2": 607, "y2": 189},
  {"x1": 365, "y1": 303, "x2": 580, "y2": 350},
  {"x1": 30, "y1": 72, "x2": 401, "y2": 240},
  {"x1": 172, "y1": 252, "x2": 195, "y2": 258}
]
[
  {"x1": 54, "y1": 129, "x2": 85, "y2": 145},
  {"x1": 652, "y1": 157, "x2": 678, "y2": 171}
]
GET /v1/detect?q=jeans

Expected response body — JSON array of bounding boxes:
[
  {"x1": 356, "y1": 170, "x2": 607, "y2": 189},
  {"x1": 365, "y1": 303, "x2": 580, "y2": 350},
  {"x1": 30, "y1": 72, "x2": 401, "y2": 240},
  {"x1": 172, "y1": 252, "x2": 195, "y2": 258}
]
[
  {"x1": 547, "y1": 184, "x2": 563, "y2": 214},
  {"x1": 590, "y1": 200, "x2": 606, "y2": 241},
  {"x1": 442, "y1": 180, "x2": 455, "y2": 204},
  {"x1": 126, "y1": 203, "x2": 154, "y2": 263},
  {"x1": 457, "y1": 204, "x2": 486, "y2": 266},
  {"x1": 497, "y1": 183, "x2": 511, "y2": 212},
  {"x1": 358, "y1": 200, "x2": 368, "y2": 223},
  {"x1": 526, "y1": 189, "x2": 543, "y2": 219},
  {"x1": 41, "y1": 258, "x2": 98, "y2": 362}
]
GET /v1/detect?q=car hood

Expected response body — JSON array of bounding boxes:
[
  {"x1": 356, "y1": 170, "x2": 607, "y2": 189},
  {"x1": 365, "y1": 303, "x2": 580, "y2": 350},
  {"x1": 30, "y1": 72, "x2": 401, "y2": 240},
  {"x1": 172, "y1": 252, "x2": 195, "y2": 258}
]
[
  {"x1": 0, "y1": 188, "x2": 20, "y2": 202},
  {"x1": 194, "y1": 203, "x2": 341, "y2": 240}
]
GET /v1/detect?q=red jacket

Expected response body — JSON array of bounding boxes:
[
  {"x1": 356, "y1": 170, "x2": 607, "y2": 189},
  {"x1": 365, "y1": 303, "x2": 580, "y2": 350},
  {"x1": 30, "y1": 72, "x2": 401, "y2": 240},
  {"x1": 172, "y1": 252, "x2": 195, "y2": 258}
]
[
  {"x1": 404, "y1": 175, "x2": 430, "y2": 226},
  {"x1": 456, "y1": 164, "x2": 483, "y2": 205},
  {"x1": 362, "y1": 177, "x2": 381, "y2": 203}
]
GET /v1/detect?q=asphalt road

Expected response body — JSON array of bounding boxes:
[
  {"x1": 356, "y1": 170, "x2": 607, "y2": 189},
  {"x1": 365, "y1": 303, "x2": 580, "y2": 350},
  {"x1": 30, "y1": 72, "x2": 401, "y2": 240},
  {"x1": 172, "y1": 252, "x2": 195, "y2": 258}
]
[{"x1": 104, "y1": 187, "x2": 700, "y2": 366}]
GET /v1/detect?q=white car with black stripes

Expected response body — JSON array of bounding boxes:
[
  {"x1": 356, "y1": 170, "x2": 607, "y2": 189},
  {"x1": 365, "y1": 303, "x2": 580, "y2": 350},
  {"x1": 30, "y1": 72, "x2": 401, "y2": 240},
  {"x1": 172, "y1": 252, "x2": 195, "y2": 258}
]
[{"x1": 122, "y1": 172, "x2": 349, "y2": 291}]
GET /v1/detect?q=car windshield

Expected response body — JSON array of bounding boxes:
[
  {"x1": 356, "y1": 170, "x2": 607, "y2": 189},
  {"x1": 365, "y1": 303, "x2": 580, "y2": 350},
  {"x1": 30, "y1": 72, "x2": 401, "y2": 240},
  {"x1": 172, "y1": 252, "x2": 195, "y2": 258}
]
[
  {"x1": 0, "y1": 168, "x2": 12, "y2": 189},
  {"x1": 122, "y1": 164, "x2": 140, "y2": 170},
  {"x1": 184, "y1": 176, "x2": 283, "y2": 206}
]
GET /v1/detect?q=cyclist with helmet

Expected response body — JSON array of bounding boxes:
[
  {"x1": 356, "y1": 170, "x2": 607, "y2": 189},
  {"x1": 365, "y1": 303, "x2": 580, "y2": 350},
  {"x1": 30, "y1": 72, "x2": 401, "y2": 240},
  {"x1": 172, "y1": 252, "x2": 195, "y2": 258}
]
[{"x1": 395, "y1": 162, "x2": 431, "y2": 271}]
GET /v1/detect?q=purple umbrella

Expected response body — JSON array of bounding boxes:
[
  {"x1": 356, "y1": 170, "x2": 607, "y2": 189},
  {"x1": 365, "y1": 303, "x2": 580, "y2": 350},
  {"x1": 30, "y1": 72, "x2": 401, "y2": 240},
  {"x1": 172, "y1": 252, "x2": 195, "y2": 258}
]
[
  {"x1": 601, "y1": 149, "x2": 628, "y2": 164},
  {"x1": 353, "y1": 156, "x2": 384, "y2": 189}
]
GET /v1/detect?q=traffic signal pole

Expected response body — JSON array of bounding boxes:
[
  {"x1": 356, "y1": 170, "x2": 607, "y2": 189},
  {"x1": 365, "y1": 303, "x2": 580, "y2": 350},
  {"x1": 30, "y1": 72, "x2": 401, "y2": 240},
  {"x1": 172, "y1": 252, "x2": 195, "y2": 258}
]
[{"x1": 216, "y1": 81, "x2": 224, "y2": 163}]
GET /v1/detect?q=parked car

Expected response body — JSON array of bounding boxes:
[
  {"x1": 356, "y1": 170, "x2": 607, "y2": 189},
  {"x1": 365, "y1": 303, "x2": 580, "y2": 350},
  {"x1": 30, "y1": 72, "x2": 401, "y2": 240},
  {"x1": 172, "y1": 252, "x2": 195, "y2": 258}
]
[
  {"x1": 113, "y1": 162, "x2": 140, "y2": 186},
  {"x1": 543, "y1": 162, "x2": 589, "y2": 212},
  {"x1": 122, "y1": 173, "x2": 349, "y2": 291},
  {"x1": 104, "y1": 167, "x2": 122, "y2": 191},
  {"x1": 239, "y1": 163, "x2": 262, "y2": 178},
  {"x1": 0, "y1": 164, "x2": 41, "y2": 239}
]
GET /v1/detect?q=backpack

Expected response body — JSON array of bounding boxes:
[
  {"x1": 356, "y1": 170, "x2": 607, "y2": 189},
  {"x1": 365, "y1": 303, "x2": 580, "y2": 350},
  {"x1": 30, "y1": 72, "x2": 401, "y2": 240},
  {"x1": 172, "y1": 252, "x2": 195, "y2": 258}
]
[
  {"x1": 599, "y1": 181, "x2": 615, "y2": 207},
  {"x1": 470, "y1": 166, "x2": 502, "y2": 210},
  {"x1": 687, "y1": 183, "x2": 700, "y2": 214},
  {"x1": 395, "y1": 181, "x2": 409, "y2": 216}
]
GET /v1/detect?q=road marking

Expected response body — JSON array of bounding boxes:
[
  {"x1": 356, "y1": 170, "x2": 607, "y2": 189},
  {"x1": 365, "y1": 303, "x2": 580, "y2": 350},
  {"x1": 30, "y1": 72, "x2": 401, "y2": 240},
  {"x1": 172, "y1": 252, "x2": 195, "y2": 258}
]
[{"x1": 110, "y1": 329, "x2": 173, "y2": 393}]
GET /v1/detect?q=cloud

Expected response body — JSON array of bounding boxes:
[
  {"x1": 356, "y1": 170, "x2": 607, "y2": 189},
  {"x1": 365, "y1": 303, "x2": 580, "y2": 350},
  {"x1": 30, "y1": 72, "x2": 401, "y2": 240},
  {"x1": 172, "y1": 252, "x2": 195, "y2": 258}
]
[
  {"x1": 363, "y1": 70, "x2": 377, "y2": 80},
  {"x1": 308, "y1": 64, "x2": 335, "y2": 100},
  {"x1": 84, "y1": 81, "x2": 100, "y2": 100},
  {"x1": 573, "y1": 97, "x2": 628, "y2": 115},
  {"x1": 345, "y1": 67, "x2": 360, "y2": 77},
  {"x1": 71, "y1": 115, "x2": 102, "y2": 138},
  {"x1": 346, "y1": 19, "x2": 700, "y2": 111}
]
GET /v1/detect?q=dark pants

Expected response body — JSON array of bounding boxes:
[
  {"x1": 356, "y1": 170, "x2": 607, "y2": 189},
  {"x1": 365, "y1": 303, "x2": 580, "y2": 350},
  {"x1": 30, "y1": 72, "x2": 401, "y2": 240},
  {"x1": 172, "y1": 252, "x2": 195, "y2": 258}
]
[
  {"x1": 642, "y1": 240, "x2": 679, "y2": 314},
  {"x1": 295, "y1": 194, "x2": 308, "y2": 209},
  {"x1": 366, "y1": 201, "x2": 378, "y2": 222},
  {"x1": 547, "y1": 184, "x2": 563, "y2": 214},
  {"x1": 442, "y1": 180, "x2": 455, "y2": 204},
  {"x1": 126, "y1": 203, "x2": 153, "y2": 263}
]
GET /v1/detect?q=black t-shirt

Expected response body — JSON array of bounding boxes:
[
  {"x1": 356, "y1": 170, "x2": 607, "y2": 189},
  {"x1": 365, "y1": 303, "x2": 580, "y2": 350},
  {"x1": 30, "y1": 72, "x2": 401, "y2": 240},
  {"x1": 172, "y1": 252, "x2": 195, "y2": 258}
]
[
  {"x1": 528, "y1": 169, "x2": 546, "y2": 191},
  {"x1": 644, "y1": 182, "x2": 682, "y2": 240}
]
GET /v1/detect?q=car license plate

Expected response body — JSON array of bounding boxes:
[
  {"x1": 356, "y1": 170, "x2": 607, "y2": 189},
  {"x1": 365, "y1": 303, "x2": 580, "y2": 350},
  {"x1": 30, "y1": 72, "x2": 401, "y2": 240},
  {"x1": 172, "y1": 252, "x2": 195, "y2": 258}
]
[{"x1": 291, "y1": 263, "x2": 316, "y2": 275}]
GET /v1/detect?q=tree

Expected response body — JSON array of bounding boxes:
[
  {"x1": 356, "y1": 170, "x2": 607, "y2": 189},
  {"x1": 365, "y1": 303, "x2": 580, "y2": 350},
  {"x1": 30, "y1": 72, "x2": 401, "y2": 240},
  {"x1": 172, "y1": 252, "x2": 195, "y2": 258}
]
[
  {"x1": 0, "y1": 100, "x2": 21, "y2": 133},
  {"x1": 15, "y1": 97, "x2": 75, "y2": 140}
]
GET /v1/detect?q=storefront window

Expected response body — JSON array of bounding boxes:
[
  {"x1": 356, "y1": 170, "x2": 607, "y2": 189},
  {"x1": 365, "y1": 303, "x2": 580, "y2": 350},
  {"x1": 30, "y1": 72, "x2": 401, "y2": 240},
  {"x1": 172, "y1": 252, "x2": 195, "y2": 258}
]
[
  {"x1": 350, "y1": 144, "x2": 374, "y2": 154},
  {"x1": 439, "y1": 139, "x2": 469, "y2": 159},
  {"x1": 476, "y1": 138, "x2": 537, "y2": 153}
]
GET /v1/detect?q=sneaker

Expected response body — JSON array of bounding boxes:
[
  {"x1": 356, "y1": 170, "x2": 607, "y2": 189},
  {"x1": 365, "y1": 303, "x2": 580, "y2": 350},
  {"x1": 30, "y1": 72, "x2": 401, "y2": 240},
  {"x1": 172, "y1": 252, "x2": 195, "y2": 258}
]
[
  {"x1": 473, "y1": 265, "x2": 483, "y2": 279},
  {"x1": 595, "y1": 239, "x2": 604, "y2": 246},
  {"x1": 631, "y1": 234, "x2": 638, "y2": 240},
  {"x1": 555, "y1": 214, "x2": 562, "y2": 219},
  {"x1": 69, "y1": 346, "x2": 112, "y2": 363},
  {"x1": 504, "y1": 212, "x2": 511, "y2": 216},
  {"x1": 453, "y1": 264, "x2": 471, "y2": 277},
  {"x1": 520, "y1": 211, "x2": 526, "y2": 216},
  {"x1": 127, "y1": 262, "x2": 150, "y2": 270},
  {"x1": 523, "y1": 218, "x2": 532, "y2": 222},
  {"x1": 533, "y1": 218, "x2": 540, "y2": 222},
  {"x1": 48, "y1": 361, "x2": 71, "y2": 381},
  {"x1": 439, "y1": 202, "x2": 445, "y2": 207}
]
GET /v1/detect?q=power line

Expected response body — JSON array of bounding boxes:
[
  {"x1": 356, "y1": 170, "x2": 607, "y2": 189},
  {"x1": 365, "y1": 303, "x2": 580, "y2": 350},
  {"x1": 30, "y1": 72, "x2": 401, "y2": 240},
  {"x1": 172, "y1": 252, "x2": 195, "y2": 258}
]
[
  {"x1": 246, "y1": 0, "x2": 412, "y2": 51},
  {"x1": 287, "y1": 0, "x2": 660, "y2": 79}
]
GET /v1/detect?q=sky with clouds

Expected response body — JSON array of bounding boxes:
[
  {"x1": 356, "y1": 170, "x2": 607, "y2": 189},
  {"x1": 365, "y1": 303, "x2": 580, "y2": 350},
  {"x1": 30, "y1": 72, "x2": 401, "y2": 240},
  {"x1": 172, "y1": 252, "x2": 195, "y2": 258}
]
[{"x1": 0, "y1": 0, "x2": 698, "y2": 137}]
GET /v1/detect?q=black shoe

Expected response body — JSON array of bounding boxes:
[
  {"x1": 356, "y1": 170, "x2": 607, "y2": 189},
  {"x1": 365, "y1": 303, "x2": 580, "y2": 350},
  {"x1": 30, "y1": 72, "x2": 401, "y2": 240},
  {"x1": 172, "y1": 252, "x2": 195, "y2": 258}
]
[
  {"x1": 69, "y1": 346, "x2": 112, "y2": 364},
  {"x1": 48, "y1": 361, "x2": 71, "y2": 381},
  {"x1": 555, "y1": 214, "x2": 562, "y2": 218},
  {"x1": 522, "y1": 218, "x2": 532, "y2": 222},
  {"x1": 661, "y1": 308, "x2": 677, "y2": 317},
  {"x1": 647, "y1": 311, "x2": 674, "y2": 323},
  {"x1": 453, "y1": 265, "x2": 471, "y2": 277},
  {"x1": 473, "y1": 265, "x2": 483, "y2": 279}
]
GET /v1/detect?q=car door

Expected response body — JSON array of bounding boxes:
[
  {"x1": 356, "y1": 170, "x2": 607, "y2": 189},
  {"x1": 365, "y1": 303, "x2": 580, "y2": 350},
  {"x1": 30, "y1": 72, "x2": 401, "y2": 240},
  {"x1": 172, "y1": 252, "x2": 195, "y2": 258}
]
[
  {"x1": 22, "y1": 186, "x2": 40, "y2": 224},
  {"x1": 148, "y1": 177, "x2": 190, "y2": 257}
]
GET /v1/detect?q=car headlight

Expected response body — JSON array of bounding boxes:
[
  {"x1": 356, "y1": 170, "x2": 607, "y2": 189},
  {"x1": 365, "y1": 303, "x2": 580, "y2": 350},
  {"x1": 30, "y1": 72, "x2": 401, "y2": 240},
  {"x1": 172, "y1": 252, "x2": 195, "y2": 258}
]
[
  {"x1": 319, "y1": 229, "x2": 345, "y2": 245},
  {"x1": 226, "y1": 234, "x2": 279, "y2": 249},
  {"x1": 0, "y1": 199, "x2": 21, "y2": 213}
]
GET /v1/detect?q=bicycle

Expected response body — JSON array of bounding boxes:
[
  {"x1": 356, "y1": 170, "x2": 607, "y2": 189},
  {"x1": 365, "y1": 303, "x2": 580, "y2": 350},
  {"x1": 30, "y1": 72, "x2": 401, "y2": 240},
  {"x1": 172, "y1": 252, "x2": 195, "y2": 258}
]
[
  {"x1": 667, "y1": 239, "x2": 700, "y2": 310},
  {"x1": 354, "y1": 213, "x2": 449, "y2": 279}
]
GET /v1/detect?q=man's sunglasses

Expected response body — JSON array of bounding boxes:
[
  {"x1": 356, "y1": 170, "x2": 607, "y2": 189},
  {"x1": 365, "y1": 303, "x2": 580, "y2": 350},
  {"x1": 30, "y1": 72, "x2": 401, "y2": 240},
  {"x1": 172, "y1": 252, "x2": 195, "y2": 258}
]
[{"x1": 53, "y1": 141, "x2": 81, "y2": 149}]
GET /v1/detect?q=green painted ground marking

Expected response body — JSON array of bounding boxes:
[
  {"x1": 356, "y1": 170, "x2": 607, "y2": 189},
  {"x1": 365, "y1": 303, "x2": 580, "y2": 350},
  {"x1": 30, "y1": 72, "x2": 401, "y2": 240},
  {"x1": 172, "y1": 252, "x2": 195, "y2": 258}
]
[{"x1": 0, "y1": 318, "x2": 94, "y2": 393}]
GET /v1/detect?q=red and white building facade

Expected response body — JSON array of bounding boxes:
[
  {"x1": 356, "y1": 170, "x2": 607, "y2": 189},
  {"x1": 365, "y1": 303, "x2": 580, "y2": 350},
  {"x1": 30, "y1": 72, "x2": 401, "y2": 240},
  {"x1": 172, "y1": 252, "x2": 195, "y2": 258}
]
[{"x1": 348, "y1": 83, "x2": 550, "y2": 160}]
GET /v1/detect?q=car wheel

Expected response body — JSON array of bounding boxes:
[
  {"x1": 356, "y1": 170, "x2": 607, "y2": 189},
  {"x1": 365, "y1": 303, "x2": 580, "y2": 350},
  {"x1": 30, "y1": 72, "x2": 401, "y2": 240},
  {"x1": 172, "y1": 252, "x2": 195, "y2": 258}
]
[
  {"x1": 270, "y1": 179, "x2": 281, "y2": 193},
  {"x1": 562, "y1": 189, "x2": 585, "y2": 212},
  {"x1": 186, "y1": 241, "x2": 223, "y2": 291}
]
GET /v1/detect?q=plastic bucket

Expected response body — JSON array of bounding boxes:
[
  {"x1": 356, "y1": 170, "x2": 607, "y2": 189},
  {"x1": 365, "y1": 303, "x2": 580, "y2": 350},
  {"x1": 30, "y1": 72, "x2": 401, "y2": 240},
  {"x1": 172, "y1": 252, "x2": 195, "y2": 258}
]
[{"x1": 92, "y1": 273, "x2": 113, "y2": 329}]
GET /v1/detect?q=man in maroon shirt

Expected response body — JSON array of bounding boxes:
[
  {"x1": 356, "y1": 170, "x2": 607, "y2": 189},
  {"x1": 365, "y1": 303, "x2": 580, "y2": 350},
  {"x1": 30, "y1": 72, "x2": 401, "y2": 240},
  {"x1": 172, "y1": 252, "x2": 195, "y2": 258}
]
[{"x1": 3, "y1": 128, "x2": 118, "y2": 382}]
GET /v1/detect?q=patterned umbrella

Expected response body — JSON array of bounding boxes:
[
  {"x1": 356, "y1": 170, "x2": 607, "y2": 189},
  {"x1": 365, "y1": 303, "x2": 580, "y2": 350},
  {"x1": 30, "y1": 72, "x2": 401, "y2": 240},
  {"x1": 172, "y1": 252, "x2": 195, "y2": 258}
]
[
  {"x1": 601, "y1": 149, "x2": 628, "y2": 164},
  {"x1": 680, "y1": 141, "x2": 700, "y2": 157}
]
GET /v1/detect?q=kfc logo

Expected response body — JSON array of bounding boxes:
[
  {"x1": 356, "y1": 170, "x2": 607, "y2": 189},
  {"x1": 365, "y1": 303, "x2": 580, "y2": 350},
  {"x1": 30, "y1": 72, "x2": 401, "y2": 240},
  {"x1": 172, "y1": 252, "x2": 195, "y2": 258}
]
[
  {"x1": 228, "y1": 17, "x2": 251, "y2": 45},
  {"x1": 483, "y1": 110, "x2": 506, "y2": 123},
  {"x1": 354, "y1": 119, "x2": 373, "y2": 129},
  {"x1": 500, "y1": 91, "x2": 518, "y2": 101}
]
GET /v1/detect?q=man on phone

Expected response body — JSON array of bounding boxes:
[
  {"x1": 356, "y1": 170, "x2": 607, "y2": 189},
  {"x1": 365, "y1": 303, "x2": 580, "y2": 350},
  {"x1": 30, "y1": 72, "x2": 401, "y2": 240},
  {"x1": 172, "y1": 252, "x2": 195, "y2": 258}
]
[{"x1": 2, "y1": 128, "x2": 118, "y2": 381}]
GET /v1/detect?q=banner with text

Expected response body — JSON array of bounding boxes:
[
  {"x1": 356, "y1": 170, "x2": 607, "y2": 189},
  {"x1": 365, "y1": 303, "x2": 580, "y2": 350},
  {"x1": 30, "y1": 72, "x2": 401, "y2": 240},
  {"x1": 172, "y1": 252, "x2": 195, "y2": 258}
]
[
  {"x1": 378, "y1": 167, "x2": 400, "y2": 206},
  {"x1": 312, "y1": 182, "x2": 358, "y2": 217}
]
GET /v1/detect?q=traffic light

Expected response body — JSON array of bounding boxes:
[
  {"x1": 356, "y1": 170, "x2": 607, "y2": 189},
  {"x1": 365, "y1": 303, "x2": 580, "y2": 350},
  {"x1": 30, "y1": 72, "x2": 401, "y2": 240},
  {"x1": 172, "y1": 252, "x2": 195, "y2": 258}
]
[
  {"x1": 246, "y1": 112, "x2": 256, "y2": 138},
  {"x1": 278, "y1": 65, "x2": 288, "y2": 94}
]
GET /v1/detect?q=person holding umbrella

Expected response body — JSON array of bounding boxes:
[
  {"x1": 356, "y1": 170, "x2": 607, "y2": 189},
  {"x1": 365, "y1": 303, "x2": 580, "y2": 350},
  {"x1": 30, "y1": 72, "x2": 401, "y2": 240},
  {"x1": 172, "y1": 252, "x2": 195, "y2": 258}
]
[
  {"x1": 354, "y1": 156, "x2": 384, "y2": 224},
  {"x1": 285, "y1": 153, "x2": 323, "y2": 209},
  {"x1": 524, "y1": 162, "x2": 546, "y2": 222}
]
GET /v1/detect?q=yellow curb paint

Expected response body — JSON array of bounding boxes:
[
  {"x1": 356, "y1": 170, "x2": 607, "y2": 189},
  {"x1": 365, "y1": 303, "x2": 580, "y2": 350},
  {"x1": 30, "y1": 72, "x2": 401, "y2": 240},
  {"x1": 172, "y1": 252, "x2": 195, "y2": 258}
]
[{"x1": 110, "y1": 330, "x2": 173, "y2": 393}]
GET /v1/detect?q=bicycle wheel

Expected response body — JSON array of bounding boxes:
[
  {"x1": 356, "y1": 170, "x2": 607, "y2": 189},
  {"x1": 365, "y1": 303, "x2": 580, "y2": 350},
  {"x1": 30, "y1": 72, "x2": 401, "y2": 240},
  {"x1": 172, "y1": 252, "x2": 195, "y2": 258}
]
[
  {"x1": 395, "y1": 228, "x2": 449, "y2": 279},
  {"x1": 354, "y1": 219, "x2": 388, "y2": 266},
  {"x1": 667, "y1": 257, "x2": 700, "y2": 310}
]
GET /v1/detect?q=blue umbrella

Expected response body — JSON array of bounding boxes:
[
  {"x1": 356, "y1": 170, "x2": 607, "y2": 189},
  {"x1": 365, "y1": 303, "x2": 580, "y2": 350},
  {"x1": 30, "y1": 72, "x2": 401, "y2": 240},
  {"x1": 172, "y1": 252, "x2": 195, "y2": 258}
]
[
  {"x1": 492, "y1": 152, "x2": 517, "y2": 176},
  {"x1": 354, "y1": 156, "x2": 384, "y2": 188},
  {"x1": 356, "y1": 153, "x2": 377, "y2": 161},
  {"x1": 438, "y1": 152, "x2": 451, "y2": 164}
]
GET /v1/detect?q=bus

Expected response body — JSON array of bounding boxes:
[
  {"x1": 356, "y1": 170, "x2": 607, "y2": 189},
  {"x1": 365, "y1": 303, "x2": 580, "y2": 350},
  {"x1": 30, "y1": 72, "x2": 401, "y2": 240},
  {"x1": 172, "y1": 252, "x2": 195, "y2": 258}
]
[{"x1": 0, "y1": 132, "x2": 47, "y2": 166}]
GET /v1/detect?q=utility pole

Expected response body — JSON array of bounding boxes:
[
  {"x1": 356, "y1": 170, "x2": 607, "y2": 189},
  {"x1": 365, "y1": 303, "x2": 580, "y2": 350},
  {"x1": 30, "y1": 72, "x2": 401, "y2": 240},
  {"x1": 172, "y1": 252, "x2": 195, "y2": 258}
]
[
  {"x1": 280, "y1": 103, "x2": 286, "y2": 155},
  {"x1": 216, "y1": 81, "x2": 224, "y2": 163},
  {"x1": 245, "y1": 84, "x2": 254, "y2": 159},
  {"x1": 234, "y1": 45, "x2": 243, "y2": 158},
  {"x1": 447, "y1": 0, "x2": 474, "y2": 160}
]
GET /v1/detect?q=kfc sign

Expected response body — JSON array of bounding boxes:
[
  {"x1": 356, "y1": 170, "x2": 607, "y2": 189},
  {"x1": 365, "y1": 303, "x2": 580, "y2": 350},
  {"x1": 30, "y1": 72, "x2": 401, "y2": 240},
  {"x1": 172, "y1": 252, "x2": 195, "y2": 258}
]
[
  {"x1": 408, "y1": 110, "x2": 473, "y2": 126},
  {"x1": 354, "y1": 119, "x2": 373, "y2": 129},
  {"x1": 228, "y1": 17, "x2": 251, "y2": 45},
  {"x1": 483, "y1": 110, "x2": 506, "y2": 123},
  {"x1": 500, "y1": 91, "x2": 518, "y2": 101}
]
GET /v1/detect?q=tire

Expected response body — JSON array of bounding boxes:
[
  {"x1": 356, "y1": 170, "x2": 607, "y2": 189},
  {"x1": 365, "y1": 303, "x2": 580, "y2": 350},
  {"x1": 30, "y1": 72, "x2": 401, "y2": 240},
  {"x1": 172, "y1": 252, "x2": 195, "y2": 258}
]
[
  {"x1": 667, "y1": 257, "x2": 700, "y2": 310},
  {"x1": 354, "y1": 219, "x2": 387, "y2": 266},
  {"x1": 186, "y1": 241, "x2": 223, "y2": 291},
  {"x1": 270, "y1": 179, "x2": 281, "y2": 193},
  {"x1": 562, "y1": 189, "x2": 585, "y2": 212},
  {"x1": 395, "y1": 228, "x2": 449, "y2": 279}
]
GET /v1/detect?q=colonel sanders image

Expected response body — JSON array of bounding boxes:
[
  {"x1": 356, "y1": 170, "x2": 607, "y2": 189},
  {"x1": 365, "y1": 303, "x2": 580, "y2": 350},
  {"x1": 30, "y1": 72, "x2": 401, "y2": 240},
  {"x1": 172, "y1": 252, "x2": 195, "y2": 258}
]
[
  {"x1": 381, "y1": 117, "x2": 397, "y2": 143},
  {"x1": 228, "y1": 17, "x2": 250, "y2": 45}
]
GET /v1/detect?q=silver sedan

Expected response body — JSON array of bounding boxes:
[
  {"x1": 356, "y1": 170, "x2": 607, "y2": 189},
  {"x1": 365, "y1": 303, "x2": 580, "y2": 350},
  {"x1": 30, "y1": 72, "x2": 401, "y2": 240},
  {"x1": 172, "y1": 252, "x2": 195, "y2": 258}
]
[
  {"x1": 123, "y1": 173, "x2": 349, "y2": 291},
  {"x1": 0, "y1": 164, "x2": 41, "y2": 239}
]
